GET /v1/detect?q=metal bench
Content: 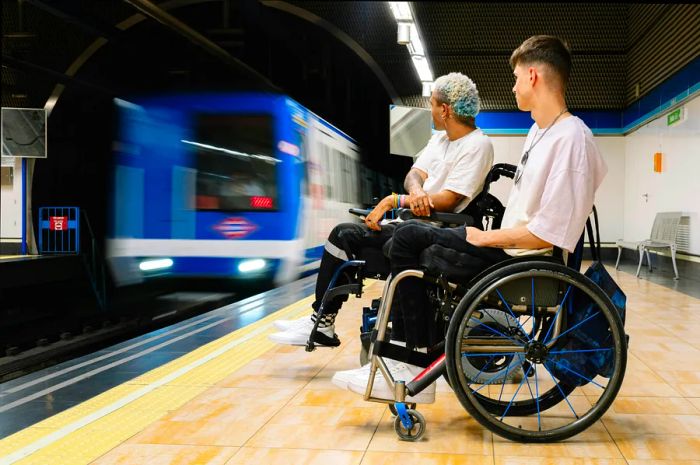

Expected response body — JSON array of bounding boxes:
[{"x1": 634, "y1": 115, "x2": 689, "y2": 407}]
[{"x1": 615, "y1": 211, "x2": 683, "y2": 280}]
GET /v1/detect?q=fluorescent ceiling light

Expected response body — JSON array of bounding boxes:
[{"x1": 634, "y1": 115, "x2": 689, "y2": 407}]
[
  {"x1": 389, "y1": 2, "x2": 412, "y2": 21},
  {"x1": 407, "y1": 24, "x2": 424, "y2": 56},
  {"x1": 139, "y1": 258, "x2": 173, "y2": 271},
  {"x1": 411, "y1": 55, "x2": 433, "y2": 82},
  {"x1": 389, "y1": 2, "x2": 434, "y2": 94}
]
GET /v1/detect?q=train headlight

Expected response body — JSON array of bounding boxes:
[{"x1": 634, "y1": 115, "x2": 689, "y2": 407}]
[
  {"x1": 139, "y1": 258, "x2": 173, "y2": 271},
  {"x1": 238, "y1": 259, "x2": 267, "y2": 273}
]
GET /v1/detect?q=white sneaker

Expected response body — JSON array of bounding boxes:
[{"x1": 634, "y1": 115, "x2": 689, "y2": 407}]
[
  {"x1": 331, "y1": 363, "x2": 372, "y2": 390},
  {"x1": 273, "y1": 316, "x2": 311, "y2": 331},
  {"x1": 268, "y1": 318, "x2": 340, "y2": 347},
  {"x1": 346, "y1": 360, "x2": 436, "y2": 404}
]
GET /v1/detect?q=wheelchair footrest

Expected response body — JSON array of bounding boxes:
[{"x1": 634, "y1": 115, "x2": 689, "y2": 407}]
[
  {"x1": 324, "y1": 283, "x2": 363, "y2": 301},
  {"x1": 305, "y1": 331, "x2": 341, "y2": 352}
]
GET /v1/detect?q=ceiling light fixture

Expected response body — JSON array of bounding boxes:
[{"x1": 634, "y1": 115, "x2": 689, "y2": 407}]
[
  {"x1": 388, "y1": 2, "x2": 413, "y2": 21},
  {"x1": 388, "y1": 2, "x2": 433, "y2": 98}
]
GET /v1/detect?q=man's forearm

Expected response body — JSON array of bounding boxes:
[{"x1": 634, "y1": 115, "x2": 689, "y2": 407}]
[
  {"x1": 471, "y1": 226, "x2": 552, "y2": 249},
  {"x1": 404, "y1": 170, "x2": 425, "y2": 194},
  {"x1": 429, "y1": 191, "x2": 465, "y2": 212}
]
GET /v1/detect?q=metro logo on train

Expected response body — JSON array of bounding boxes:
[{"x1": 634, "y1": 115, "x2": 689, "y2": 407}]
[{"x1": 213, "y1": 217, "x2": 258, "y2": 239}]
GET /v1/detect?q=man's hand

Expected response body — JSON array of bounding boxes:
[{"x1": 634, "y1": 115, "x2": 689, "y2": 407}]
[
  {"x1": 465, "y1": 226, "x2": 486, "y2": 246},
  {"x1": 364, "y1": 196, "x2": 393, "y2": 231},
  {"x1": 408, "y1": 189, "x2": 434, "y2": 217}
]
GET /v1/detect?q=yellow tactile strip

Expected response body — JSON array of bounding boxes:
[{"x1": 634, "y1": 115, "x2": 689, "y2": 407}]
[{"x1": 0, "y1": 294, "x2": 322, "y2": 465}]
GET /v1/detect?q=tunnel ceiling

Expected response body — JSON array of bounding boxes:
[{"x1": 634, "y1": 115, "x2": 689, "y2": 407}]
[
  {"x1": 3, "y1": 2, "x2": 698, "y2": 112},
  {"x1": 1, "y1": 1, "x2": 698, "y2": 163}
]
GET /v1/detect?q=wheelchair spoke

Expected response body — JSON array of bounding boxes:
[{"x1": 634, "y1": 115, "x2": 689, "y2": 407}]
[
  {"x1": 496, "y1": 354, "x2": 523, "y2": 404},
  {"x1": 462, "y1": 352, "x2": 521, "y2": 357},
  {"x1": 547, "y1": 309, "x2": 604, "y2": 346},
  {"x1": 542, "y1": 362, "x2": 579, "y2": 419},
  {"x1": 497, "y1": 365, "x2": 508, "y2": 404},
  {"x1": 523, "y1": 359, "x2": 535, "y2": 401},
  {"x1": 549, "y1": 347, "x2": 613, "y2": 355},
  {"x1": 470, "y1": 358, "x2": 521, "y2": 394},
  {"x1": 549, "y1": 358, "x2": 606, "y2": 389},
  {"x1": 534, "y1": 364, "x2": 541, "y2": 431},
  {"x1": 468, "y1": 354, "x2": 497, "y2": 382},
  {"x1": 467, "y1": 317, "x2": 526, "y2": 347},
  {"x1": 499, "y1": 361, "x2": 535, "y2": 420},
  {"x1": 542, "y1": 285, "x2": 573, "y2": 343},
  {"x1": 495, "y1": 289, "x2": 532, "y2": 342}
]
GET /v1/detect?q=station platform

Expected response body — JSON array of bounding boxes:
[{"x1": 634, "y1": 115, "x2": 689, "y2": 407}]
[{"x1": 1, "y1": 266, "x2": 700, "y2": 464}]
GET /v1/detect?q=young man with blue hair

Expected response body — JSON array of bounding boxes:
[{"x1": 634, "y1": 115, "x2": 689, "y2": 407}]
[
  {"x1": 269, "y1": 72, "x2": 494, "y2": 351},
  {"x1": 340, "y1": 35, "x2": 608, "y2": 404}
]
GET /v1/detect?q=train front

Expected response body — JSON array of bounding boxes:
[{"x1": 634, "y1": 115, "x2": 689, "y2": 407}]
[{"x1": 106, "y1": 93, "x2": 306, "y2": 288}]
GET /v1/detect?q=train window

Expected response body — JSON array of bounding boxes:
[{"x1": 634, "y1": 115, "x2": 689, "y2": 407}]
[{"x1": 191, "y1": 114, "x2": 279, "y2": 211}]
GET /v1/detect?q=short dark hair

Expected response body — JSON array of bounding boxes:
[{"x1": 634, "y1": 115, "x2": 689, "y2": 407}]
[{"x1": 510, "y1": 35, "x2": 572, "y2": 88}]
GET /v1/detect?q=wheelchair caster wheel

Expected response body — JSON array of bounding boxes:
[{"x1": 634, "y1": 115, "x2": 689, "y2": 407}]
[
  {"x1": 389, "y1": 403, "x2": 416, "y2": 416},
  {"x1": 393, "y1": 408, "x2": 426, "y2": 441}
]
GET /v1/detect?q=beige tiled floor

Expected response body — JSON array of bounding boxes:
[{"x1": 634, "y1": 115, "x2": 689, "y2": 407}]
[{"x1": 92, "y1": 266, "x2": 700, "y2": 464}]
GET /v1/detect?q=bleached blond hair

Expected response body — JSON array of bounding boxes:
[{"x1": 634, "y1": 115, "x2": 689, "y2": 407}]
[{"x1": 433, "y1": 72, "x2": 480, "y2": 123}]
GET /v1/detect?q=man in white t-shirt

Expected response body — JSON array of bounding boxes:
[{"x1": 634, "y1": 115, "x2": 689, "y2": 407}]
[
  {"x1": 269, "y1": 72, "x2": 494, "y2": 348},
  {"x1": 339, "y1": 35, "x2": 608, "y2": 404}
]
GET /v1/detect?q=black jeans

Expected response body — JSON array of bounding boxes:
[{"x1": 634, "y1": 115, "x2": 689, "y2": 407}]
[
  {"x1": 313, "y1": 222, "x2": 396, "y2": 315},
  {"x1": 388, "y1": 220, "x2": 510, "y2": 348}
]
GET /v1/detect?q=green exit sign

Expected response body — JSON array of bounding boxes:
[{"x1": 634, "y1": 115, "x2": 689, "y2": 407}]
[{"x1": 667, "y1": 108, "x2": 682, "y2": 126}]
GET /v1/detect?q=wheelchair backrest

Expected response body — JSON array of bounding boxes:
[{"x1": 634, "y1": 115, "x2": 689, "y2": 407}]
[{"x1": 459, "y1": 163, "x2": 516, "y2": 230}]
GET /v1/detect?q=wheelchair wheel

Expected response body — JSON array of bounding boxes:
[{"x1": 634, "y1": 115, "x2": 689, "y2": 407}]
[
  {"x1": 445, "y1": 261, "x2": 626, "y2": 442},
  {"x1": 393, "y1": 408, "x2": 426, "y2": 441}
]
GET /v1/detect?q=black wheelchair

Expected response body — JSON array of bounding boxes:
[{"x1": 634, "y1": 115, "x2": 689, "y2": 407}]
[{"x1": 305, "y1": 164, "x2": 628, "y2": 443}]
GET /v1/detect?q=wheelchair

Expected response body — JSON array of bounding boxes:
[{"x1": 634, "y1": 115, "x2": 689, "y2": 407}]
[{"x1": 305, "y1": 164, "x2": 628, "y2": 443}]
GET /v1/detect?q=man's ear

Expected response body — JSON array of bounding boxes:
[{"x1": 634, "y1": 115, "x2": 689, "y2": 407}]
[{"x1": 528, "y1": 66, "x2": 537, "y2": 86}]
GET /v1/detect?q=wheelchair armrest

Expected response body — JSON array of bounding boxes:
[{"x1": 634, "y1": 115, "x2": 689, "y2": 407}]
[
  {"x1": 396, "y1": 208, "x2": 474, "y2": 226},
  {"x1": 349, "y1": 207, "x2": 372, "y2": 218},
  {"x1": 349, "y1": 207, "x2": 473, "y2": 226}
]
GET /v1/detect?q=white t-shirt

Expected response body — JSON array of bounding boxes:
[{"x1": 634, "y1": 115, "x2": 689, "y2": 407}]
[
  {"x1": 412, "y1": 129, "x2": 494, "y2": 213},
  {"x1": 501, "y1": 116, "x2": 607, "y2": 256}
]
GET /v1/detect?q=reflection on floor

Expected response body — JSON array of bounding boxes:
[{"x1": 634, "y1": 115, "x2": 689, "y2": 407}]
[
  {"x1": 612, "y1": 257, "x2": 700, "y2": 299},
  {"x1": 2, "y1": 264, "x2": 700, "y2": 464}
]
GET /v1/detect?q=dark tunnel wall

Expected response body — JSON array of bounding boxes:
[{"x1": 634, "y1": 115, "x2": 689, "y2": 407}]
[{"x1": 3, "y1": 0, "x2": 413, "y2": 246}]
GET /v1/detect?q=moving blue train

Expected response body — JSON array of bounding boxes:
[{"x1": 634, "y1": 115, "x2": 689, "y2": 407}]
[{"x1": 106, "y1": 92, "x2": 391, "y2": 286}]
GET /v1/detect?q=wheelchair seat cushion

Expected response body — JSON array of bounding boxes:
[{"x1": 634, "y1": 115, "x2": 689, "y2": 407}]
[
  {"x1": 418, "y1": 244, "x2": 565, "y2": 286},
  {"x1": 418, "y1": 244, "x2": 494, "y2": 283}
]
